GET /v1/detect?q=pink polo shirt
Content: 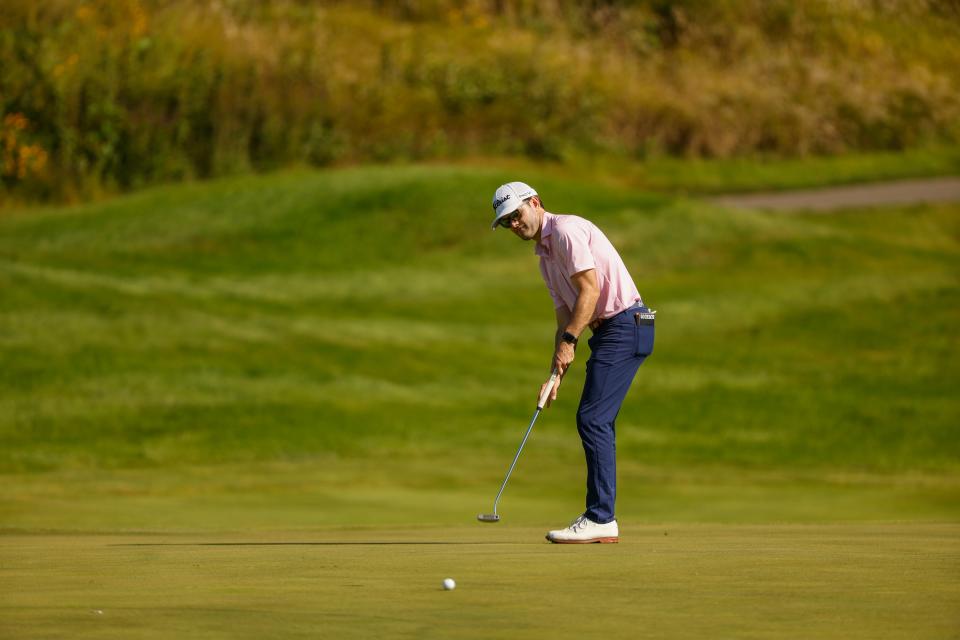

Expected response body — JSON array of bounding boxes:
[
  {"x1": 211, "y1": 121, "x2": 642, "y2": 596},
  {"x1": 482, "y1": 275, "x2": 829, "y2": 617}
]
[{"x1": 535, "y1": 211, "x2": 641, "y2": 321}]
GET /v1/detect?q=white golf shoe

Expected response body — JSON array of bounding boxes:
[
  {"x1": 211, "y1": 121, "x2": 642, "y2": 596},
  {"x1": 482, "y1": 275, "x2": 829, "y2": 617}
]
[{"x1": 546, "y1": 514, "x2": 619, "y2": 544}]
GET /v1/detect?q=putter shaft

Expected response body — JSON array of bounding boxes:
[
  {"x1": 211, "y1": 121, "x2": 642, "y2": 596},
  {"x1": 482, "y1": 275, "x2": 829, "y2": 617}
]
[
  {"x1": 488, "y1": 406, "x2": 541, "y2": 517},
  {"x1": 480, "y1": 370, "x2": 558, "y2": 522}
]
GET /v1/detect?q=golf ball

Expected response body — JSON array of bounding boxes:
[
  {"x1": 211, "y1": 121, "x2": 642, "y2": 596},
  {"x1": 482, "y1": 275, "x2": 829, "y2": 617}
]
[{"x1": 442, "y1": 578, "x2": 456, "y2": 591}]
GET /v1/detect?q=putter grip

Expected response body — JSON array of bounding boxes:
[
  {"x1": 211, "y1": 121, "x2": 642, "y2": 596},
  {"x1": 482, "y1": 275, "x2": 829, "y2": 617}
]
[{"x1": 537, "y1": 370, "x2": 560, "y2": 410}]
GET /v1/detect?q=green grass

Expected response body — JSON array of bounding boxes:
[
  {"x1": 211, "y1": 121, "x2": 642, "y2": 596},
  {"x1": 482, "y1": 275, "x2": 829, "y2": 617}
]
[
  {"x1": 0, "y1": 162, "x2": 958, "y2": 637},
  {"x1": 1, "y1": 164, "x2": 956, "y2": 477},
  {"x1": 557, "y1": 145, "x2": 960, "y2": 194},
  {"x1": 3, "y1": 525, "x2": 958, "y2": 640}
]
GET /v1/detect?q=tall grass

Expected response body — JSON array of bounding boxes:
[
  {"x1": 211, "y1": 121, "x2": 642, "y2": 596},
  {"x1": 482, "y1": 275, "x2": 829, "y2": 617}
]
[{"x1": 2, "y1": 0, "x2": 959, "y2": 201}]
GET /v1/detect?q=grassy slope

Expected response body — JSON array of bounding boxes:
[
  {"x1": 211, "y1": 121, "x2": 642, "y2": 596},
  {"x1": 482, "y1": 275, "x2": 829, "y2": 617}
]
[
  {"x1": 629, "y1": 146, "x2": 960, "y2": 193},
  {"x1": 0, "y1": 162, "x2": 958, "y2": 530}
]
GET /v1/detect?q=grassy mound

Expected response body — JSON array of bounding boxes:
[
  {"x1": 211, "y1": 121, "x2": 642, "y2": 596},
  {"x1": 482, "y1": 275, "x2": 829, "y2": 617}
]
[{"x1": 1, "y1": 163, "x2": 956, "y2": 482}]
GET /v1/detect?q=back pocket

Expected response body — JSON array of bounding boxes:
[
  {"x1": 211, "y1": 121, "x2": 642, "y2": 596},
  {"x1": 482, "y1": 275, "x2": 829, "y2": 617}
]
[{"x1": 634, "y1": 311, "x2": 655, "y2": 356}]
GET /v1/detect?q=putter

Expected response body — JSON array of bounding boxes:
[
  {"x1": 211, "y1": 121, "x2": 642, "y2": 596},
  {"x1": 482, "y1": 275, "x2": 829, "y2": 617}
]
[{"x1": 478, "y1": 369, "x2": 560, "y2": 523}]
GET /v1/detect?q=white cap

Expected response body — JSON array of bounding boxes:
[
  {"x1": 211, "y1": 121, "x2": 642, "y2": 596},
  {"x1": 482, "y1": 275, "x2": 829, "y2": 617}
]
[{"x1": 491, "y1": 181, "x2": 537, "y2": 229}]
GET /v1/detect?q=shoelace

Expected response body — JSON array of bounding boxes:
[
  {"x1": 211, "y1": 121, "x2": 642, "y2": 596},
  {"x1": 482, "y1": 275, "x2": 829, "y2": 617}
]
[{"x1": 569, "y1": 515, "x2": 589, "y2": 532}]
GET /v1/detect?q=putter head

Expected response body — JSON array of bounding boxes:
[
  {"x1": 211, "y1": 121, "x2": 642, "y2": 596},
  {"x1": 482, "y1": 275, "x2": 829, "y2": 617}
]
[{"x1": 477, "y1": 513, "x2": 500, "y2": 523}]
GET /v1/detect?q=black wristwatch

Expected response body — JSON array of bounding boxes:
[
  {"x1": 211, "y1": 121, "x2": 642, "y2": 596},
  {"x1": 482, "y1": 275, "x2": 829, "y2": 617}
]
[{"x1": 561, "y1": 331, "x2": 579, "y2": 346}]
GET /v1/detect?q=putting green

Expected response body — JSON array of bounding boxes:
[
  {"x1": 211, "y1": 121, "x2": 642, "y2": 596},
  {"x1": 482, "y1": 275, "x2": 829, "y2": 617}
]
[{"x1": 3, "y1": 524, "x2": 958, "y2": 639}]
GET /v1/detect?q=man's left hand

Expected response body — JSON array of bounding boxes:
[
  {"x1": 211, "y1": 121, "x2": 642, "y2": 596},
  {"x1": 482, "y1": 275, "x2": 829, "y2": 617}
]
[{"x1": 553, "y1": 341, "x2": 576, "y2": 376}]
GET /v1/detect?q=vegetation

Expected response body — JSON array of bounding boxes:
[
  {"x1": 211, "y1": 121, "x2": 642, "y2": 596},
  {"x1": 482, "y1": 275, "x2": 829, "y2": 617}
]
[
  {"x1": 1, "y1": 164, "x2": 956, "y2": 482},
  {"x1": 3, "y1": 0, "x2": 959, "y2": 201}
]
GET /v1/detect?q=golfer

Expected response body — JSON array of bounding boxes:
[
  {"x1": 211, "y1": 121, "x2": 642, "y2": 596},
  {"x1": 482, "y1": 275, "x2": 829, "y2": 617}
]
[{"x1": 491, "y1": 181, "x2": 655, "y2": 543}]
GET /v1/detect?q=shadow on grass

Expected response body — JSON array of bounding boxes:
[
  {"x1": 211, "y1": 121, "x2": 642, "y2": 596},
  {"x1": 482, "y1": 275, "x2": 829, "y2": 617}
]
[{"x1": 109, "y1": 541, "x2": 519, "y2": 546}]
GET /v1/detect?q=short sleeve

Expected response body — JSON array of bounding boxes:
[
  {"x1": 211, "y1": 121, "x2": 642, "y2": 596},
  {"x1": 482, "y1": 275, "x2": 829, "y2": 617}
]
[{"x1": 554, "y1": 224, "x2": 596, "y2": 277}]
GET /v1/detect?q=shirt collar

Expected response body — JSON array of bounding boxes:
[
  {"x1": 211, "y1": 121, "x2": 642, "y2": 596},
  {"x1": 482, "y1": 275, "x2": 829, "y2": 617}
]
[{"x1": 534, "y1": 211, "x2": 556, "y2": 257}]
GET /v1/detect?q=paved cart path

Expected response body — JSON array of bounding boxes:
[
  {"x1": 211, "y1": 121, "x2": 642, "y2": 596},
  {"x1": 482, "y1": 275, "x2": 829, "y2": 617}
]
[{"x1": 710, "y1": 176, "x2": 960, "y2": 212}]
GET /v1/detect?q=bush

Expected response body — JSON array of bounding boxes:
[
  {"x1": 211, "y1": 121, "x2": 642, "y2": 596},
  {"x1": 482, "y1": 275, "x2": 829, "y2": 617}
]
[{"x1": 1, "y1": 0, "x2": 958, "y2": 201}]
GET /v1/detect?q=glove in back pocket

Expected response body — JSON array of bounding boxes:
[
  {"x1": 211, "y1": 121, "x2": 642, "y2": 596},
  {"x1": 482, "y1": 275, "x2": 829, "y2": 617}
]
[{"x1": 634, "y1": 310, "x2": 655, "y2": 356}]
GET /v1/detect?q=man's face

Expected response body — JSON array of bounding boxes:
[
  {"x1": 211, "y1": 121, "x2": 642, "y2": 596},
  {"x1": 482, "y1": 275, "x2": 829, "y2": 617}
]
[{"x1": 504, "y1": 201, "x2": 539, "y2": 240}]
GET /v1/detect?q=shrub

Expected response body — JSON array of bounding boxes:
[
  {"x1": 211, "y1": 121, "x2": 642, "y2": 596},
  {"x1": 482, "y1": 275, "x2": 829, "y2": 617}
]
[{"x1": 1, "y1": 0, "x2": 958, "y2": 201}]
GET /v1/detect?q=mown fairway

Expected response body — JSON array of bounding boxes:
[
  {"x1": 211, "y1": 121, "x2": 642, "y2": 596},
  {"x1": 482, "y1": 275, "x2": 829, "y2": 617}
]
[{"x1": 1, "y1": 164, "x2": 958, "y2": 637}]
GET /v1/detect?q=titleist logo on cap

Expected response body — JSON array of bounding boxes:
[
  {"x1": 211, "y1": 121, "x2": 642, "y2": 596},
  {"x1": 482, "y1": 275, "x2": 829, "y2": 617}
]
[{"x1": 493, "y1": 194, "x2": 512, "y2": 210}]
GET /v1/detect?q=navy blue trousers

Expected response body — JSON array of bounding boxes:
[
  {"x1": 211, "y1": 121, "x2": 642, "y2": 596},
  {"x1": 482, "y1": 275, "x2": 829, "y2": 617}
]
[{"x1": 577, "y1": 304, "x2": 654, "y2": 524}]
